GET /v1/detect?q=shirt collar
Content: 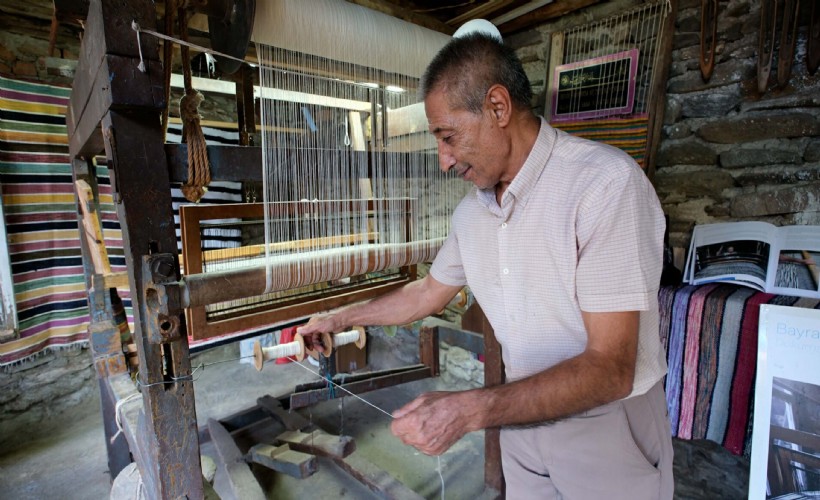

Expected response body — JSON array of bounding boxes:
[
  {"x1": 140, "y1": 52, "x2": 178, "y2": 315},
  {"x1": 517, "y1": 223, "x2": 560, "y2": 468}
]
[{"x1": 475, "y1": 118, "x2": 556, "y2": 218}]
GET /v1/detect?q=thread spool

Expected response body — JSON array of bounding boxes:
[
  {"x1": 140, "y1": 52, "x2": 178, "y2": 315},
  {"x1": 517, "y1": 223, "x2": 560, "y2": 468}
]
[
  {"x1": 254, "y1": 333, "x2": 321, "y2": 371},
  {"x1": 306, "y1": 327, "x2": 367, "y2": 361},
  {"x1": 331, "y1": 326, "x2": 366, "y2": 351}
]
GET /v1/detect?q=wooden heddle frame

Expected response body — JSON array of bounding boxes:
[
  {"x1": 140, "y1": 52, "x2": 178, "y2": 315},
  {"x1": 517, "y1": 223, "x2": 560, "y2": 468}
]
[{"x1": 66, "y1": 0, "x2": 505, "y2": 498}]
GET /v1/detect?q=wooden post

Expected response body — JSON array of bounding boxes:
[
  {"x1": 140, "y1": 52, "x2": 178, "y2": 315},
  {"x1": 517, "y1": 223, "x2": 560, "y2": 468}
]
[
  {"x1": 419, "y1": 325, "x2": 440, "y2": 377},
  {"x1": 644, "y1": 0, "x2": 678, "y2": 183},
  {"x1": 462, "y1": 303, "x2": 505, "y2": 495},
  {"x1": 71, "y1": 157, "x2": 131, "y2": 477},
  {"x1": 67, "y1": 0, "x2": 203, "y2": 497}
]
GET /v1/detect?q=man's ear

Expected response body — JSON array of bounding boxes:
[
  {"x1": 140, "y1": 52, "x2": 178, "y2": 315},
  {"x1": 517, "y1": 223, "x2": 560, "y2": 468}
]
[{"x1": 486, "y1": 84, "x2": 511, "y2": 127}]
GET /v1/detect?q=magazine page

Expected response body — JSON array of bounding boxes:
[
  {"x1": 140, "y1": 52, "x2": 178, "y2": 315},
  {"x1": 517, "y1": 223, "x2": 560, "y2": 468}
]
[
  {"x1": 685, "y1": 221, "x2": 779, "y2": 291},
  {"x1": 768, "y1": 225, "x2": 820, "y2": 299}
]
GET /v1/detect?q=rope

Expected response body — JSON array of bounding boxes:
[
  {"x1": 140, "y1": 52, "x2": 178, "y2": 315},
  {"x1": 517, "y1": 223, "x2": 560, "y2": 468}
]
[
  {"x1": 160, "y1": 0, "x2": 176, "y2": 142},
  {"x1": 110, "y1": 392, "x2": 142, "y2": 444},
  {"x1": 177, "y1": 8, "x2": 211, "y2": 203}
]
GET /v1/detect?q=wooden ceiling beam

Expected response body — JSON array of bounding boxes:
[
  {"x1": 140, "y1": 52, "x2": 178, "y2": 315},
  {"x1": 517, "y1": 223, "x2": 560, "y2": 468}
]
[
  {"x1": 498, "y1": 0, "x2": 602, "y2": 34},
  {"x1": 447, "y1": 0, "x2": 519, "y2": 26},
  {"x1": 344, "y1": 0, "x2": 456, "y2": 34}
]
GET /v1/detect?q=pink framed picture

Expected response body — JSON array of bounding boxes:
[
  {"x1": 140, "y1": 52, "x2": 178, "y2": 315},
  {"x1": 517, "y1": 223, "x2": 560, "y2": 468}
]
[{"x1": 550, "y1": 49, "x2": 639, "y2": 122}]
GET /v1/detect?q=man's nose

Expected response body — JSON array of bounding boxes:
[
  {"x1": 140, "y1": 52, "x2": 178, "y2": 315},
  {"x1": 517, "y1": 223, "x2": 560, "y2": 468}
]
[{"x1": 438, "y1": 146, "x2": 456, "y2": 172}]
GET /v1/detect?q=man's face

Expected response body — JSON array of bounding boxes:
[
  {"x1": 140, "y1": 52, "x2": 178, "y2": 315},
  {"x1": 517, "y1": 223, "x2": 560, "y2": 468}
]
[{"x1": 425, "y1": 89, "x2": 504, "y2": 190}]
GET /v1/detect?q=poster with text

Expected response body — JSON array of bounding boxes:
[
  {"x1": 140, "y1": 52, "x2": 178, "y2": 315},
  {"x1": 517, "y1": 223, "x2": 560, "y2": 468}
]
[{"x1": 749, "y1": 305, "x2": 820, "y2": 499}]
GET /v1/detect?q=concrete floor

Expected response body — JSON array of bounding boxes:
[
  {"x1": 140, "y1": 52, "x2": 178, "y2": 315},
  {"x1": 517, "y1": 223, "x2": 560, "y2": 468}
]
[
  {"x1": 0, "y1": 344, "x2": 488, "y2": 500},
  {"x1": 0, "y1": 342, "x2": 751, "y2": 499}
]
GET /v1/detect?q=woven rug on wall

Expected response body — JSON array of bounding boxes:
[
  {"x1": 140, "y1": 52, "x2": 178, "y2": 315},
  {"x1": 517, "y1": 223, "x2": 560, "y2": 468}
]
[
  {"x1": 0, "y1": 74, "x2": 128, "y2": 367},
  {"x1": 659, "y1": 284, "x2": 820, "y2": 456},
  {"x1": 0, "y1": 75, "x2": 249, "y2": 366},
  {"x1": 550, "y1": 114, "x2": 648, "y2": 169}
]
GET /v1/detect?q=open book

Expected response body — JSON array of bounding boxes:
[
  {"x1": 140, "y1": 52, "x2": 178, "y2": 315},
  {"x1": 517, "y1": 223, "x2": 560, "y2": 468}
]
[{"x1": 684, "y1": 222, "x2": 820, "y2": 299}]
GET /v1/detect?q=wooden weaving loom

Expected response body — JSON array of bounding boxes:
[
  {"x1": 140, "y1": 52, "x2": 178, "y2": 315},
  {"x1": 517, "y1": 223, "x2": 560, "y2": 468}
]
[{"x1": 66, "y1": 0, "x2": 504, "y2": 497}]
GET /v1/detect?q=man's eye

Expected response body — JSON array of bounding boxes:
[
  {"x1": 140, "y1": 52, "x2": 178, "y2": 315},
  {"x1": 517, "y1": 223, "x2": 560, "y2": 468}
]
[{"x1": 442, "y1": 135, "x2": 454, "y2": 144}]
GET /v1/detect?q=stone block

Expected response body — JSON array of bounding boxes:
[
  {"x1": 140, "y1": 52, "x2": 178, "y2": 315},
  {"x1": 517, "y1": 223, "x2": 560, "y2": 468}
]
[
  {"x1": 676, "y1": 12, "x2": 700, "y2": 34},
  {"x1": 730, "y1": 183, "x2": 820, "y2": 217},
  {"x1": 741, "y1": 88, "x2": 820, "y2": 112},
  {"x1": 657, "y1": 138, "x2": 719, "y2": 166},
  {"x1": 507, "y1": 29, "x2": 542, "y2": 49},
  {"x1": 673, "y1": 33, "x2": 699, "y2": 51},
  {"x1": 664, "y1": 97, "x2": 682, "y2": 125},
  {"x1": 725, "y1": 0, "x2": 752, "y2": 18},
  {"x1": 656, "y1": 169, "x2": 735, "y2": 198},
  {"x1": 680, "y1": 84, "x2": 743, "y2": 118},
  {"x1": 0, "y1": 43, "x2": 15, "y2": 63},
  {"x1": 667, "y1": 58, "x2": 755, "y2": 93},
  {"x1": 720, "y1": 141, "x2": 802, "y2": 168},
  {"x1": 664, "y1": 198, "x2": 722, "y2": 226},
  {"x1": 698, "y1": 113, "x2": 820, "y2": 144},
  {"x1": 705, "y1": 203, "x2": 732, "y2": 217},
  {"x1": 805, "y1": 139, "x2": 820, "y2": 162},
  {"x1": 733, "y1": 166, "x2": 820, "y2": 187},
  {"x1": 12, "y1": 60, "x2": 36, "y2": 77},
  {"x1": 665, "y1": 123, "x2": 692, "y2": 140}
]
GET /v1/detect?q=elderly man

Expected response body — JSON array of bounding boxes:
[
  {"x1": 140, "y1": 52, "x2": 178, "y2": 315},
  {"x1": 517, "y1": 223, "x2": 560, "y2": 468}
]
[{"x1": 299, "y1": 32, "x2": 673, "y2": 499}]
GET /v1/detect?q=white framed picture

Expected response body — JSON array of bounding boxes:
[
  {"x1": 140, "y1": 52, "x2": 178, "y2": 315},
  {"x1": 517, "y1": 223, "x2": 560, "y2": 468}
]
[{"x1": 749, "y1": 304, "x2": 820, "y2": 499}]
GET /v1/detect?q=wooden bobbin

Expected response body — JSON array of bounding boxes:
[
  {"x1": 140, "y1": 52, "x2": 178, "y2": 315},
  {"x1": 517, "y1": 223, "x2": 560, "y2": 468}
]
[
  {"x1": 305, "y1": 331, "x2": 334, "y2": 358},
  {"x1": 331, "y1": 326, "x2": 366, "y2": 350},
  {"x1": 253, "y1": 334, "x2": 306, "y2": 371}
]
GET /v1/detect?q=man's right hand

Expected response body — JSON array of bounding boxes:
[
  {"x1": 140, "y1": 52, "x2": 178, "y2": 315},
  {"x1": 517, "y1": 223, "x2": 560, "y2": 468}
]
[{"x1": 296, "y1": 314, "x2": 344, "y2": 353}]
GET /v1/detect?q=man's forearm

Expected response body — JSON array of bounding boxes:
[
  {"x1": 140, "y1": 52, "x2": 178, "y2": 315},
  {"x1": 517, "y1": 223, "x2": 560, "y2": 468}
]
[
  {"x1": 464, "y1": 349, "x2": 635, "y2": 432},
  {"x1": 332, "y1": 276, "x2": 460, "y2": 330}
]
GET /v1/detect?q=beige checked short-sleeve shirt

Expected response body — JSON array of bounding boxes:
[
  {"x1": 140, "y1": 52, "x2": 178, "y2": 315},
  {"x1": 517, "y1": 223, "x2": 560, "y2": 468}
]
[{"x1": 430, "y1": 119, "x2": 667, "y2": 398}]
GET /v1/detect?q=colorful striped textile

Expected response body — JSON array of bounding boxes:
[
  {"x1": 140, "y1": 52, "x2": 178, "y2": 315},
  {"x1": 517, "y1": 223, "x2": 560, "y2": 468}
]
[
  {"x1": 0, "y1": 75, "x2": 129, "y2": 367},
  {"x1": 658, "y1": 284, "x2": 820, "y2": 456},
  {"x1": 550, "y1": 114, "x2": 648, "y2": 168}
]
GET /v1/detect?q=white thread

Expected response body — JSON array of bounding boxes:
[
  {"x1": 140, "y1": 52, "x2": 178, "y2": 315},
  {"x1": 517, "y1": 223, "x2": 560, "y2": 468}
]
[
  {"x1": 332, "y1": 330, "x2": 360, "y2": 347},
  {"x1": 262, "y1": 341, "x2": 301, "y2": 360},
  {"x1": 131, "y1": 21, "x2": 146, "y2": 72},
  {"x1": 131, "y1": 21, "x2": 255, "y2": 68},
  {"x1": 437, "y1": 455, "x2": 445, "y2": 500},
  {"x1": 287, "y1": 358, "x2": 394, "y2": 419},
  {"x1": 110, "y1": 392, "x2": 142, "y2": 444}
]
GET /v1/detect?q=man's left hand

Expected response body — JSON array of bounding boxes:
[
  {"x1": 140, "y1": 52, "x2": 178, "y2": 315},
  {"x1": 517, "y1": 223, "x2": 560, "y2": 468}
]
[{"x1": 390, "y1": 391, "x2": 475, "y2": 456}]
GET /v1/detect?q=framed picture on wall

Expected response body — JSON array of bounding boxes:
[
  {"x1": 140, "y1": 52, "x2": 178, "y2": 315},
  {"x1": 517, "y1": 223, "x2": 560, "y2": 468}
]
[
  {"x1": 549, "y1": 49, "x2": 639, "y2": 122},
  {"x1": 749, "y1": 304, "x2": 820, "y2": 499}
]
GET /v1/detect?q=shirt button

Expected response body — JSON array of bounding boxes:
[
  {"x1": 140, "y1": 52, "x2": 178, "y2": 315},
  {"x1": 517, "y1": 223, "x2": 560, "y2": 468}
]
[
  {"x1": 501, "y1": 223, "x2": 507, "y2": 229},
  {"x1": 502, "y1": 268, "x2": 509, "y2": 275}
]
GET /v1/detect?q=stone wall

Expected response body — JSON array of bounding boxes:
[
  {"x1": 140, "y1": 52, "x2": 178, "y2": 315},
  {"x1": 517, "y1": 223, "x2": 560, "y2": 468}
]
[
  {"x1": 658, "y1": 0, "x2": 820, "y2": 249},
  {"x1": 0, "y1": 347, "x2": 96, "y2": 451},
  {"x1": 506, "y1": 0, "x2": 820, "y2": 255}
]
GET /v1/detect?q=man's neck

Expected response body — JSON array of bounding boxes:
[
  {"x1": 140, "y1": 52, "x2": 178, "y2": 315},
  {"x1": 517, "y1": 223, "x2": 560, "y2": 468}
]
[{"x1": 494, "y1": 113, "x2": 541, "y2": 204}]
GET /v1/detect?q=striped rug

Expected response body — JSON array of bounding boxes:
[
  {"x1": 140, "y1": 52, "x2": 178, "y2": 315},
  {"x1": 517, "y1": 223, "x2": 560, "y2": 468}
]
[
  {"x1": 550, "y1": 114, "x2": 649, "y2": 168},
  {"x1": 0, "y1": 75, "x2": 128, "y2": 367},
  {"x1": 0, "y1": 75, "x2": 246, "y2": 365},
  {"x1": 659, "y1": 283, "x2": 820, "y2": 456}
]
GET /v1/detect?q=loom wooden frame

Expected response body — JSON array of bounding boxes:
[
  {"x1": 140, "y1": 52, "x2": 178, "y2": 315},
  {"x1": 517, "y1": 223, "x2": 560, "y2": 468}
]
[
  {"x1": 179, "y1": 201, "x2": 417, "y2": 340},
  {"x1": 65, "y1": 0, "x2": 506, "y2": 497}
]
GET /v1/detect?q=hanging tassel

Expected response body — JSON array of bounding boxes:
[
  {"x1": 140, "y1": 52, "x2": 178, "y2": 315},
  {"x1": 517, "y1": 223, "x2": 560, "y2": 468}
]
[
  {"x1": 179, "y1": 90, "x2": 211, "y2": 202},
  {"x1": 178, "y1": 7, "x2": 210, "y2": 203}
]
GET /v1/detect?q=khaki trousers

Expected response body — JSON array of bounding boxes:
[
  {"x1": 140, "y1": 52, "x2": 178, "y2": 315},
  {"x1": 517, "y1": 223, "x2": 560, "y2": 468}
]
[{"x1": 500, "y1": 380, "x2": 674, "y2": 499}]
